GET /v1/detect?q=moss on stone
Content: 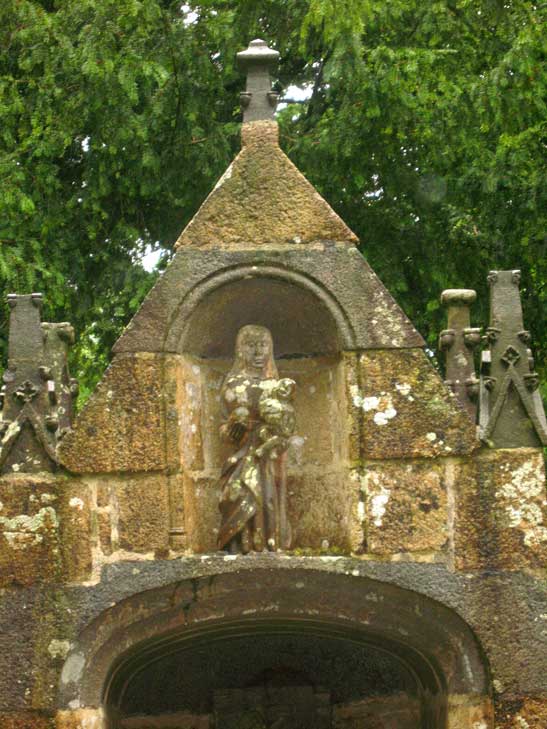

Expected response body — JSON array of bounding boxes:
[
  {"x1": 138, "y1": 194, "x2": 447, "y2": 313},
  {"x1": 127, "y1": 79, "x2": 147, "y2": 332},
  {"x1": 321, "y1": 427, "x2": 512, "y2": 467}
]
[
  {"x1": 58, "y1": 354, "x2": 166, "y2": 473},
  {"x1": 175, "y1": 121, "x2": 358, "y2": 249},
  {"x1": 350, "y1": 349, "x2": 478, "y2": 460}
]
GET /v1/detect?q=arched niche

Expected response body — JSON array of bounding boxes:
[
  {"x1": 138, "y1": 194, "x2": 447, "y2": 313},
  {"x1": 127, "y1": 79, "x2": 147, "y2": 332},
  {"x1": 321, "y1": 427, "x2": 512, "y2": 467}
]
[
  {"x1": 174, "y1": 267, "x2": 353, "y2": 359},
  {"x1": 162, "y1": 264, "x2": 356, "y2": 359},
  {"x1": 168, "y1": 266, "x2": 355, "y2": 552},
  {"x1": 58, "y1": 568, "x2": 493, "y2": 729}
]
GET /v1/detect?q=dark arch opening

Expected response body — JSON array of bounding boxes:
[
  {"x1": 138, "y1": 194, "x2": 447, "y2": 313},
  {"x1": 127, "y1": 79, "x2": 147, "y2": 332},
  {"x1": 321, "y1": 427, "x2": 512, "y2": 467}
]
[
  {"x1": 104, "y1": 618, "x2": 445, "y2": 729},
  {"x1": 182, "y1": 276, "x2": 339, "y2": 358},
  {"x1": 59, "y1": 566, "x2": 492, "y2": 729}
]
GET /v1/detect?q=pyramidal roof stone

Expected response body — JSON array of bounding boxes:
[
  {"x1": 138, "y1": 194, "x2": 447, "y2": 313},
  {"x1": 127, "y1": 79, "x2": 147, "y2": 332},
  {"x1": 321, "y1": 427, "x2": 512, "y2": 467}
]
[
  {"x1": 174, "y1": 120, "x2": 358, "y2": 249},
  {"x1": 111, "y1": 40, "x2": 425, "y2": 354}
]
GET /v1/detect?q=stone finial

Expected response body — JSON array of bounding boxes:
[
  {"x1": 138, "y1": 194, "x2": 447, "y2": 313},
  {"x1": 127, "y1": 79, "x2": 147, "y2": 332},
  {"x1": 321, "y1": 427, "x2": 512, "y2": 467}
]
[
  {"x1": 479, "y1": 270, "x2": 547, "y2": 447},
  {"x1": 237, "y1": 39, "x2": 280, "y2": 122},
  {"x1": 42, "y1": 322, "x2": 79, "y2": 435},
  {"x1": 0, "y1": 294, "x2": 78, "y2": 473},
  {"x1": 2, "y1": 294, "x2": 45, "y2": 424},
  {"x1": 440, "y1": 289, "x2": 480, "y2": 422}
]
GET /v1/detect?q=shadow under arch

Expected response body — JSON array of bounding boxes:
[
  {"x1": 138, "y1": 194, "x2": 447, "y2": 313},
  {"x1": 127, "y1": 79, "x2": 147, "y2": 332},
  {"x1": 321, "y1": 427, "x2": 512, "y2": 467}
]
[
  {"x1": 106, "y1": 617, "x2": 442, "y2": 728},
  {"x1": 58, "y1": 566, "x2": 492, "y2": 728},
  {"x1": 164, "y1": 263, "x2": 357, "y2": 358}
]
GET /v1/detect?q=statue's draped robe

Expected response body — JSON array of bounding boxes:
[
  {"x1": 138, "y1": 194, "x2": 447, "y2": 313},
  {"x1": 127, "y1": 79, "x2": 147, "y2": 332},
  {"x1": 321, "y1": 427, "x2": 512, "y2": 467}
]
[{"x1": 217, "y1": 375, "x2": 280, "y2": 552}]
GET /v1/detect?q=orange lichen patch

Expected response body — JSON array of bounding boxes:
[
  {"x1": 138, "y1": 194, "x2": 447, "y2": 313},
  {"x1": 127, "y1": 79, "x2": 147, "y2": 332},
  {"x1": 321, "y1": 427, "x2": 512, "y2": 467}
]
[
  {"x1": 58, "y1": 354, "x2": 166, "y2": 474},
  {"x1": 0, "y1": 713, "x2": 54, "y2": 729},
  {"x1": 495, "y1": 696, "x2": 547, "y2": 728},
  {"x1": 175, "y1": 121, "x2": 358, "y2": 249},
  {"x1": 56, "y1": 709, "x2": 105, "y2": 729},
  {"x1": 446, "y1": 695, "x2": 494, "y2": 728}
]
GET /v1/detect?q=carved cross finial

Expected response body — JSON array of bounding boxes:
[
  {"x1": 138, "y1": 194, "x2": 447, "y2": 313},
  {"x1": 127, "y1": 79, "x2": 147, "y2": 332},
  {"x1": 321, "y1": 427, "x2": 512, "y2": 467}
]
[
  {"x1": 440, "y1": 289, "x2": 480, "y2": 423},
  {"x1": 237, "y1": 39, "x2": 280, "y2": 122}
]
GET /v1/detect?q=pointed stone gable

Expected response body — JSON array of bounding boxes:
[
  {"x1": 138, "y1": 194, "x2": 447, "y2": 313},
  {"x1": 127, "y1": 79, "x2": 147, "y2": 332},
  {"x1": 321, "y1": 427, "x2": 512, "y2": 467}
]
[
  {"x1": 112, "y1": 246, "x2": 424, "y2": 354},
  {"x1": 63, "y1": 112, "x2": 431, "y2": 475},
  {"x1": 175, "y1": 121, "x2": 358, "y2": 249},
  {"x1": 113, "y1": 122, "x2": 424, "y2": 354},
  {"x1": 479, "y1": 270, "x2": 547, "y2": 448}
]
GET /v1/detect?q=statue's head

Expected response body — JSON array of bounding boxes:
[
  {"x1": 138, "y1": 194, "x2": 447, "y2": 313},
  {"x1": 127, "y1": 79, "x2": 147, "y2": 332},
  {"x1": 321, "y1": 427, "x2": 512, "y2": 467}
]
[{"x1": 233, "y1": 325, "x2": 276, "y2": 377}]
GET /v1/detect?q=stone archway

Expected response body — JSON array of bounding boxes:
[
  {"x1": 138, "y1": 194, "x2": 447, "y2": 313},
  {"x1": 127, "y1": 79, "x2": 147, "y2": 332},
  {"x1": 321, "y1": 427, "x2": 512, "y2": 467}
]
[
  {"x1": 57, "y1": 566, "x2": 493, "y2": 729},
  {"x1": 172, "y1": 264, "x2": 355, "y2": 359}
]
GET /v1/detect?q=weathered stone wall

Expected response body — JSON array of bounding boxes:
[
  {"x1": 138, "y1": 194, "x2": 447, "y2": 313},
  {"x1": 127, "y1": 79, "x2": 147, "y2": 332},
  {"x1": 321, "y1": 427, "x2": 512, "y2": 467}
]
[
  {"x1": 3, "y1": 548, "x2": 547, "y2": 727},
  {"x1": 0, "y1": 473, "x2": 91, "y2": 587},
  {"x1": 454, "y1": 448, "x2": 547, "y2": 570},
  {"x1": 53, "y1": 345, "x2": 489, "y2": 565},
  {"x1": 58, "y1": 354, "x2": 166, "y2": 474},
  {"x1": 2, "y1": 332, "x2": 546, "y2": 729},
  {"x1": 347, "y1": 347, "x2": 478, "y2": 561},
  {"x1": 2, "y1": 268, "x2": 546, "y2": 729},
  {"x1": 0, "y1": 713, "x2": 56, "y2": 729},
  {"x1": 345, "y1": 349, "x2": 478, "y2": 461}
]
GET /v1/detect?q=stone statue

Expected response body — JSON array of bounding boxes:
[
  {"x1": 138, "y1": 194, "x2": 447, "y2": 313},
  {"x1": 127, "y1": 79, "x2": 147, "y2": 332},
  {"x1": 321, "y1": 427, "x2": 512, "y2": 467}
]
[{"x1": 217, "y1": 325, "x2": 296, "y2": 553}]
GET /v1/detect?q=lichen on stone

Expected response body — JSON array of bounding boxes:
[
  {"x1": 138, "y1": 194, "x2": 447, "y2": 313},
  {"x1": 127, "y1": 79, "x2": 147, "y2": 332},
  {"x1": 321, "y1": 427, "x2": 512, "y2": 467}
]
[
  {"x1": 494, "y1": 458, "x2": 547, "y2": 548},
  {"x1": 0, "y1": 506, "x2": 58, "y2": 550}
]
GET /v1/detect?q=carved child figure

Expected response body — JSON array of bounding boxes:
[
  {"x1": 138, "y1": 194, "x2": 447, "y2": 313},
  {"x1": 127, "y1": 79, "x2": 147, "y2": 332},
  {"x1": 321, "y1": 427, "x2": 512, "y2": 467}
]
[{"x1": 256, "y1": 378, "x2": 296, "y2": 459}]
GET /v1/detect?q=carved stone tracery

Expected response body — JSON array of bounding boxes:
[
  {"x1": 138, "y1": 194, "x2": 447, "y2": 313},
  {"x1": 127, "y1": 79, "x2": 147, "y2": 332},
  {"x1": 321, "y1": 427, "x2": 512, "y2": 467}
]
[
  {"x1": 479, "y1": 270, "x2": 547, "y2": 447},
  {"x1": 0, "y1": 294, "x2": 77, "y2": 473}
]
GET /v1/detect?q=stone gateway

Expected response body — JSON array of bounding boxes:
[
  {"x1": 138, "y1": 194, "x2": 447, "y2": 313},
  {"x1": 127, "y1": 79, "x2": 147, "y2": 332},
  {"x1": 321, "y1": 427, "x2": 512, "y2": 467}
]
[{"x1": 1, "y1": 40, "x2": 547, "y2": 729}]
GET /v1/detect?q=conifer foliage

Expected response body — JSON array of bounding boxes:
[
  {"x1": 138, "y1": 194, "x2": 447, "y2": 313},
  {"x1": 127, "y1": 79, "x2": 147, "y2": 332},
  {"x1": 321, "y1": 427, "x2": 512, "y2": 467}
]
[{"x1": 1, "y1": 1, "x2": 545, "y2": 400}]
